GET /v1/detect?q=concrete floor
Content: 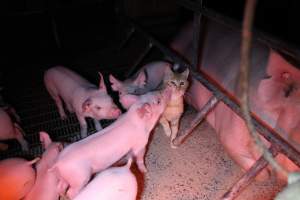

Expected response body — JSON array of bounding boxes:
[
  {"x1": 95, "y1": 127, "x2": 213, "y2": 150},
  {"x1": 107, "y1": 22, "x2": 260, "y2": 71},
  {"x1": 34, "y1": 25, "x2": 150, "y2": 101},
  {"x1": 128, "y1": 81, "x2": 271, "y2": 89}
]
[
  {"x1": 135, "y1": 107, "x2": 285, "y2": 200},
  {"x1": 0, "y1": 67, "x2": 287, "y2": 200}
]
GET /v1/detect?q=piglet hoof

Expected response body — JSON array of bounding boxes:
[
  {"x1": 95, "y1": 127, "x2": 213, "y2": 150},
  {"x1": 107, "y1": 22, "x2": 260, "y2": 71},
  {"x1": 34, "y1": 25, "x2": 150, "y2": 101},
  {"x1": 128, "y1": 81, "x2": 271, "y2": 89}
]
[
  {"x1": 170, "y1": 141, "x2": 179, "y2": 149},
  {"x1": 60, "y1": 115, "x2": 67, "y2": 120},
  {"x1": 137, "y1": 163, "x2": 148, "y2": 173},
  {"x1": 140, "y1": 167, "x2": 148, "y2": 173}
]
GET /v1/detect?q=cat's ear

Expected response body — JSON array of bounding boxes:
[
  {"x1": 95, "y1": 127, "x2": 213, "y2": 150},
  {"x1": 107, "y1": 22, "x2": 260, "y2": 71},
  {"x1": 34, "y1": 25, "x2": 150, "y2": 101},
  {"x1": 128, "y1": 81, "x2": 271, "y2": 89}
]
[
  {"x1": 172, "y1": 63, "x2": 180, "y2": 71},
  {"x1": 133, "y1": 72, "x2": 146, "y2": 86},
  {"x1": 181, "y1": 68, "x2": 189, "y2": 79}
]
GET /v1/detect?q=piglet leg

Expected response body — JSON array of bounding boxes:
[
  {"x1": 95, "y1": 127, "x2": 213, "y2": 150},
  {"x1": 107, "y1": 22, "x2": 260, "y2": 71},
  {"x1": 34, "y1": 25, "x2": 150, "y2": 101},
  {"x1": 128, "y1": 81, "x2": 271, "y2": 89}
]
[
  {"x1": 93, "y1": 119, "x2": 103, "y2": 131},
  {"x1": 14, "y1": 123, "x2": 29, "y2": 151},
  {"x1": 66, "y1": 103, "x2": 74, "y2": 113},
  {"x1": 76, "y1": 114, "x2": 88, "y2": 138},
  {"x1": 135, "y1": 148, "x2": 147, "y2": 173},
  {"x1": 54, "y1": 96, "x2": 67, "y2": 120}
]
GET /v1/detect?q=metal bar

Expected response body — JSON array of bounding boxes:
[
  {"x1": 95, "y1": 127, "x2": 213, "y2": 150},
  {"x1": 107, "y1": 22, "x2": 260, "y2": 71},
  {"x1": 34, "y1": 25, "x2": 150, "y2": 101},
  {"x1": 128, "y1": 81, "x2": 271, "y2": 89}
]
[
  {"x1": 51, "y1": 16, "x2": 61, "y2": 49},
  {"x1": 192, "y1": 11, "x2": 202, "y2": 70},
  {"x1": 126, "y1": 42, "x2": 153, "y2": 78},
  {"x1": 128, "y1": 18, "x2": 300, "y2": 167},
  {"x1": 173, "y1": 96, "x2": 219, "y2": 146},
  {"x1": 176, "y1": 0, "x2": 300, "y2": 62},
  {"x1": 118, "y1": 27, "x2": 136, "y2": 51},
  {"x1": 221, "y1": 146, "x2": 279, "y2": 200}
]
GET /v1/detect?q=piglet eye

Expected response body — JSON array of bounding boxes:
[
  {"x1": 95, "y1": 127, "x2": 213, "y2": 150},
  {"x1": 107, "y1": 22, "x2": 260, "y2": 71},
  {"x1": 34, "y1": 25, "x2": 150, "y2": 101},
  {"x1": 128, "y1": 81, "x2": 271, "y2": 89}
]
[
  {"x1": 96, "y1": 106, "x2": 101, "y2": 110},
  {"x1": 157, "y1": 98, "x2": 161, "y2": 104}
]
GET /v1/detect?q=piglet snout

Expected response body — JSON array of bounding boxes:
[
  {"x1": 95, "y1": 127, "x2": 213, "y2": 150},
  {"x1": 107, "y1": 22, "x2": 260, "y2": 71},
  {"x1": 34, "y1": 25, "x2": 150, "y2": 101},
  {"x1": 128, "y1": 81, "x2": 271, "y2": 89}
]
[{"x1": 111, "y1": 108, "x2": 121, "y2": 118}]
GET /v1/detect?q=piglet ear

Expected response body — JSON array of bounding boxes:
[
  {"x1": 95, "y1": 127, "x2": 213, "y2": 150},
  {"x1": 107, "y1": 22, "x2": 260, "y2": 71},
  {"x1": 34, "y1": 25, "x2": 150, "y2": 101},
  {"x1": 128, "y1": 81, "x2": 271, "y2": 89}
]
[
  {"x1": 82, "y1": 98, "x2": 92, "y2": 112},
  {"x1": 133, "y1": 72, "x2": 146, "y2": 86},
  {"x1": 39, "y1": 131, "x2": 52, "y2": 149},
  {"x1": 121, "y1": 94, "x2": 139, "y2": 109},
  {"x1": 137, "y1": 103, "x2": 152, "y2": 119},
  {"x1": 181, "y1": 68, "x2": 189, "y2": 79},
  {"x1": 109, "y1": 74, "x2": 122, "y2": 91},
  {"x1": 98, "y1": 72, "x2": 107, "y2": 93}
]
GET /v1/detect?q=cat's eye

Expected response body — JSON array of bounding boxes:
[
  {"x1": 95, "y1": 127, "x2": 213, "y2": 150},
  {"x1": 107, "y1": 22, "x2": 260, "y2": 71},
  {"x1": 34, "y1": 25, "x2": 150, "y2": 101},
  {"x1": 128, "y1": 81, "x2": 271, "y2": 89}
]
[
  {"x1": 171, "y1": 81, "x2": 176, "y2": 86},
  {"x1": 180, "y1": 82, "x2": 185, "y2": 86},
  {"x1": 96, "y1": 106, "x2": 101, "y2": 110}
]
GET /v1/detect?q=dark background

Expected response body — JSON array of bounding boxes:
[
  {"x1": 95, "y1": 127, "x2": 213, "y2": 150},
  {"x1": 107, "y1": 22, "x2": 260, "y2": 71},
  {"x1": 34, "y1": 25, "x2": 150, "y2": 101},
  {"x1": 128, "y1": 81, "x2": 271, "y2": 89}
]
[{"x1": 2, "y1": 0, "x2": 300, "y2": 65}]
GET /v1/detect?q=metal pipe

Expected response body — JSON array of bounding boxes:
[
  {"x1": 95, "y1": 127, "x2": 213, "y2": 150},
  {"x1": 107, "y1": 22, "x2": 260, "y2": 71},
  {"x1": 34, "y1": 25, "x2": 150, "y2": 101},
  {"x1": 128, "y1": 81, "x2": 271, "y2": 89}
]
[
  {"x1": 175, "y1": 0, "x2": 300, "y2": 63},
  {"x1": 173, "y1": 96, "x2": 219, "y2": 146},
  {"x1": 221, "y1": 146, "x2": 279, "y2": 200},
  {"x1": 128, "y1": 18, "x2": 300, "y2": 167},
  {"x1": 118, "y1": 27, "x2": 136, "y2": 51},
  {"x1": 126, "y1": 42, "x2": 153, "y2": 78},
  {"x1": 51, "y1": 16, "x2": 61, "y2": 49},
  {"x1": 192, "y1": 1, "x2": 203, "y2": 70}
]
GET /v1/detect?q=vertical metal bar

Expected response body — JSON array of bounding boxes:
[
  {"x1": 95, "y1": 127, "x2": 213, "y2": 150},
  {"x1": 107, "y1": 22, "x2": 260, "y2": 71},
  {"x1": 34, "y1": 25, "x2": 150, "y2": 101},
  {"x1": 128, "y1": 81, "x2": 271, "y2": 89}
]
[
  {"x1": 192, "y1": 0, "x2": 203, "y2": 70},
  {"x1": 173, "y1": 96, "x2": 219, "y2": 146},
  {"x1": 51, "y1": 16, "x2": 61, "y2": 49},
  {"x1": 126, "y1": 42, "x2": 153, "y2": 78},
  {"x1": 221, "y1": 146, "x2": 279, "y2": 200}
]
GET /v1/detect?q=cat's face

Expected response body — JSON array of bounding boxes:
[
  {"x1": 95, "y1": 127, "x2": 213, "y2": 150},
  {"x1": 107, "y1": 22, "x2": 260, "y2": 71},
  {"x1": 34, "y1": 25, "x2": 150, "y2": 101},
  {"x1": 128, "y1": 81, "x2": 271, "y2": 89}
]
[{"x1": 164, "y1": 68, "x2": 189, "y2": 99}]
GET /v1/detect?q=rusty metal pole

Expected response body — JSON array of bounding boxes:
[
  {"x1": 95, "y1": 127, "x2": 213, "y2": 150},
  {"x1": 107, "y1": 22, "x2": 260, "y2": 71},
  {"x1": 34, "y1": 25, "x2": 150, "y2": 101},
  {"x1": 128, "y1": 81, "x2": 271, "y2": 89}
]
[
  {"x1": 191, "y1": 1, "x2": 203, "y2": 70},
  {"x1": 221, "y1": 146, "x2": 279, "y2": 200},
  {"x1": 173, "y1": 96, "x2": 219, "y2": 146},
  {"x1": 118, "y1": 27, "x2": 136, "y2": 51}
]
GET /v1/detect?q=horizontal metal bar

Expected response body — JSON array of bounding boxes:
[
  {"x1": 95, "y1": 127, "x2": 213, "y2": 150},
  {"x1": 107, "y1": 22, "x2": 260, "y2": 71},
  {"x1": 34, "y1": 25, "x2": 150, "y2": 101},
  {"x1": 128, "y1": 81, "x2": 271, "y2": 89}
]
[
  {"x1": 221, "y1": 146, "x2": 279, "y2": 200},
  {"x1": 126, "y1": 42, "x2": 153, "y2": 78},
  {"x1": 127, "y1": 18, "x2": 300, "y2": 167},
  {"x1": 173, "y1": 96, "x2": 219, "y2": 146},
  {"x1": 176, "y1": 0, "x2": 300, "y2": 62}
]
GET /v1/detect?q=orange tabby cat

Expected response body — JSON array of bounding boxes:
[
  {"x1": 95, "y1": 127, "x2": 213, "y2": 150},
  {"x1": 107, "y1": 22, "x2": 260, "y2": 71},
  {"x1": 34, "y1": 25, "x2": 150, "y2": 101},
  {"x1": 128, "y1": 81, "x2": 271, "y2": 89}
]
[{"x1": 159, "y1": 67, "x2": 189, "y2": 148}]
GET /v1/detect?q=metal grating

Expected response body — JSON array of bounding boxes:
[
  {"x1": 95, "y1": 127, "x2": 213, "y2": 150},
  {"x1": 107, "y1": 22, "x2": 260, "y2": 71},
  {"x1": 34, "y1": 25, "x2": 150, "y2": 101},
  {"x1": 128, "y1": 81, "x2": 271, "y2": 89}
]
[{"x1": 0, "y1": 67, "x2": 116, "y2": 160}]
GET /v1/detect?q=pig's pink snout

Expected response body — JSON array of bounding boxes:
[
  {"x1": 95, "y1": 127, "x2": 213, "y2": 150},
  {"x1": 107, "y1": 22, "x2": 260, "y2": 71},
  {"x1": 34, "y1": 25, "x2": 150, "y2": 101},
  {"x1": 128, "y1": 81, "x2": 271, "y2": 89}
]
[{"x1": 111, "y1": 108, "x2": 121, "y2": 117}]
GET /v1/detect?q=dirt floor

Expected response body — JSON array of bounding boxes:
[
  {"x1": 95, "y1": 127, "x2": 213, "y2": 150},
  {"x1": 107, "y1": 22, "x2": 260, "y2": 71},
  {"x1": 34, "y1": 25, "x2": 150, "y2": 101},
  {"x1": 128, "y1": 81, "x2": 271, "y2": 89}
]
[{"x1": 136, "y1": 106, "x2": 285, "y2": 200}]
